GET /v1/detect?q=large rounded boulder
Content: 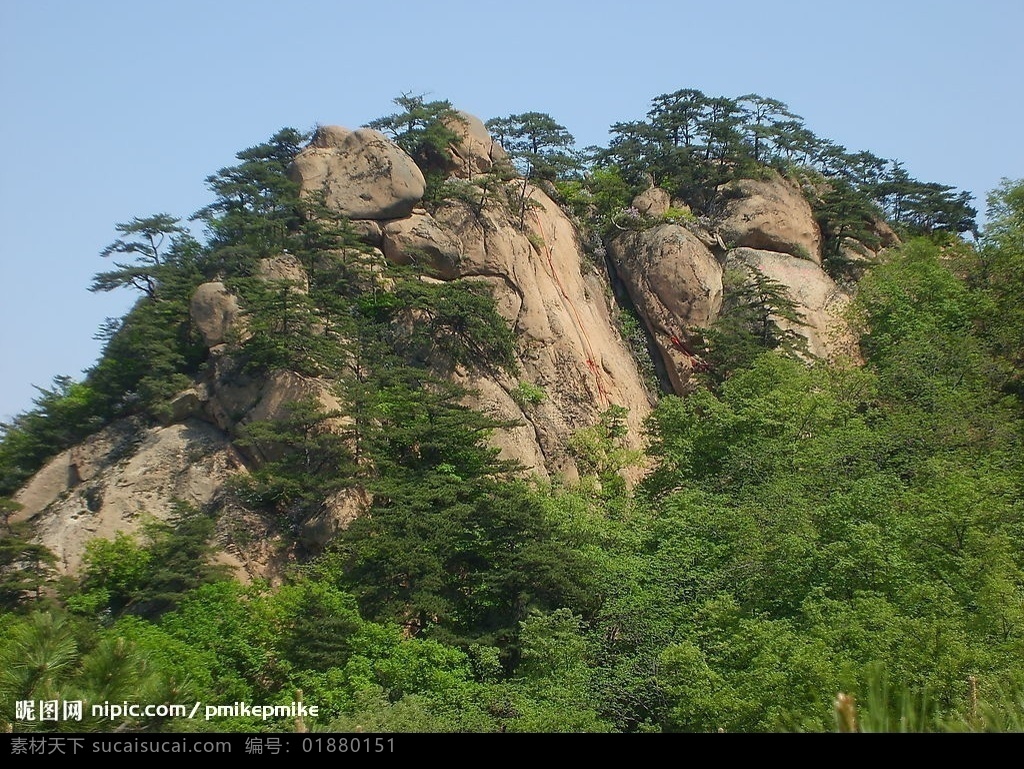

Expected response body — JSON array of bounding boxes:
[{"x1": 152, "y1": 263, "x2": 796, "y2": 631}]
[
  {"x1": 608, "y1": 224, "x2": 723, "y2": 393},
  {"x1": 442, "y1": 111, "x2": 508, "y2": 178},
  {"x1": 717, "y1": 173, "x2": 822, "y2": 262},
  {"x1": 289, "y1": 127, "x2": 425, "y2": 220}
]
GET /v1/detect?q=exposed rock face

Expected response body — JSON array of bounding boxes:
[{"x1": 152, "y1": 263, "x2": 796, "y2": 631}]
[
  {"x1": 840, "y1": 216, "x2": 901, "y2": 265},
  {"x1": 15, "y1": 351, "x2": 358, "y2": 579},
  {"x1": 431, "y1": 187, "x2": 654, "y2": 479},
  {"x1": 443, "y1": 111, "x2": 508, "y2": 178},
  {"x1": 608, "y1": 225, "x2": 722, "y2": 392},
  {"x1": 187, "y1": 357, "x2": 345, "y2": 462},
  {"x1": 632, "y1": 186, "x2": 671, "y2": 218},
  {"x1": 23, "y1": 110, "x2": 870, "y2": 583},
  {"x1": 717, "y1": 173, "x2": 822, "y2": 262},
  {"x1": 726, "y1": 247, "x2": 855, "y2": 361},
  {"x1": 349, "y1": 218, "x2": 383, "y2": 247},
  {"x1": 289, "y1": 127, "x2": 425, "y2": 220},
  {"x1": 190, "y1": 282, "x2": 242, "y2": 347},
  {"x1": 871, "y1": 217, "x2": 900, "y2": 250},
  {"x1": 302, "y1": 488, "x2": 372, "y2": 550},
  {"x1": 308, "y1": 125, "x2": 351, "y2": 148},
  {"x1": 14, "y1": 419, "x2": 248, "y2": 575},
  {"x1": 18, "y1": 113, "x2": 656, "y2": 580},
  {"x1": 256, "y1": 254, "x2": 308, "y2": 290},
  {"x1": 381, "y1": 212, "x2": 464, "y2": 280}
]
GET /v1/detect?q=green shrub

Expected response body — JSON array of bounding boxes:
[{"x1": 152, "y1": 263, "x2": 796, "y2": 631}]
[
  {"x1": 662, "y1": 206, "x2": 695, "y2": 225},
  {"x1": 512, "y1": 381, "x2": 547, "y2": 407}
]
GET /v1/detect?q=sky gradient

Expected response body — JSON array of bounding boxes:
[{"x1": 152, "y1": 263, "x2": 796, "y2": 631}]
[{"x1": 1, "y1": 0, "x2": 1022, "y2": 420}]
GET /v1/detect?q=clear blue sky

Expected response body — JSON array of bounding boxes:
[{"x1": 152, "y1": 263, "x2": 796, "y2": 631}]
[{"x1": 1, "y1": 0, "x2": 1021, "y2": 421}]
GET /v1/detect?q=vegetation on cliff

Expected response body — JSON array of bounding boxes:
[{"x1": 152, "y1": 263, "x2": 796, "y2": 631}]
[{"x1": 2, "y1": 89, "x2": 1023, "y2": 732}]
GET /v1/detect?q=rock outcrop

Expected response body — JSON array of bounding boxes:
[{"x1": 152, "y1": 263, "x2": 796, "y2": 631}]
[
  {"x1": 604, "y1": 170, "x2": 863, "y2": 390},
  {"x1": 381, "y1": 212, "x2": 464, "y2": 280},
  {"x1": 16, "y1": 109, "x2": 869, "y2": 583},
  {"x1": 608, "y1": 224, "x2": 722, "y2": 392},
  {"x1": 631, "y1": 186, "x2": 671, "y2": 218},
  {"x1": 443, "y1": 111, "x2": 508, "y2": 178},
  {"x1": 14, "y1": 419, "x2": 248, "y2": 575},
  {"x1": 430, "y1": 187, "x2": 653, "y2": 479},
  {"x1": 726, "y1": 247, "x2": 855, "y2": 361},
  {"x1": 17, "y1": 113, "x2": 656, "y2": 580},
  {"x1": 837, "y1": 215, "x2": 902, "y2": 275},
  {"x1": 289, "y1": 126, "x2": 426, "y2": 220},
  {"x1": 256, "y1": 253, "x2": 308, "y2": 290},
  {"x1": 717, "y1": 173, "x2": 822, "y2": 262},
  {"x1": 190, "y1": 282, "x2": 242, "y2": 347}
]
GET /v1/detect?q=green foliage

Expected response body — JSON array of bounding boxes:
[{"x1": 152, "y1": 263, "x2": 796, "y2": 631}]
[
  {"x1": 367, "y1": 94, "x2": 461, "y2": 167},
  {"x1": 388, "y1": 275, "x2": 519, "y2": 375},
  {"x1": 614, "y1": 307, "x2": 661, "y2": 395},
  {"x1": 876, "y1": 175, "x2": 978, "y2": 237},
  {"x1": 0, "y1": 611, "x2": 80, "y2": 731},
  {"x1": 270, "y1": 579, "x2": 365, "y2": 673},
  {"x1": 194, "y1": 127, "x2": 309, "y2": 270},
  {"x1": 661, "y1": 206, "x2": 694, "y2": 224},
  {"x1": 486, "y1": 112, "x2": 580, "y2": 183},
  {"x1": 159, "y1": 581, "x2": 284, "y2": 709},
  {"x1": 568, "y1": 405, "x2": 641, "y2": 499},
  {"x1": 91, "y1": 214, "x2": 192, "y2": 299},
  {"x1": 511, "y1": 381, "x2": 546, "y2": 407},
  {"x1": 5, "y1": 96, "x2": 1021, "y2": 734},
  {"x1": 337, "y1": 373, "x2": 595, "y2": 645},
  {"x1": 811, "y1": 176, "x2": 883, "y2": 279},
  {"x1": 969, "y1": 179, "x2": 1024, "y2": 395},
  {"x1": 699, "y1": 265, "x2": 810, "y2": 384},
  {"x1": 628, "y1": 249, "x2": 1024, "y2": 729},
  {"x1": 593, "y1": 87, "x2": 975, "y2": 240},
  {"x1": 82, "y1": 216, "x2": 208, "y2": 421},
  {"x1": 0, "y1": 610, "x2": 174, "y2": 732},
  {"x1": 555, "y1": 165, "x2": 633, "y2": 232},
  {"x1": 367, "y1": 94, "x2": 463, "y2": 202},
  {"x1": 232, "y1": 277, "x2": 334, "y2": 376},
  {"x1": 88, "y1": 295, "x2": 205, "y2": 418},
  {"x1": 68, "y1": 504, "x2": 228, "y2": 620},
  {"x1": 0, "y1": 520, "x2": 57, "y2": 610},
  {"x1": 69, "y1": 532, "x2": 152, "y2": 616},
  {"x1": 0, "y1": 378, "x2": 106, "y2": 495},
  {"x1": 852, "y1": 237, "x2": 1003, "y2": 417},
  {"x1": 485, "y1": 112, "x2": 580, "y2": 228},
  {"x1": 231, "y1": 398, "x2": 356, "y2": 527}
]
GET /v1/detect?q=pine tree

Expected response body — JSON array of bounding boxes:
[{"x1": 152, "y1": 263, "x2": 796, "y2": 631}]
[{"x1": 701, "y1": 265, "x2": 810, "y2": 383}]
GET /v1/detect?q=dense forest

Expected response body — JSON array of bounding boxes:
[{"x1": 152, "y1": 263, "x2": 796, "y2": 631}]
[{"x1": 2, "y1": 89, "x2": 1023, "y2": 732}]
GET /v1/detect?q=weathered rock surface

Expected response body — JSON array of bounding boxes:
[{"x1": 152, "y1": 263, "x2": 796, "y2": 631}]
[
  {"x1": 302, "y1": 488, "x2": 371, "y2": 551},
  {"x1": 381, "y1": 212, "x2": 464, "y2": 279},
  {"x1": 289, "y1": 127, "x2": 425, "y2": 220},
  {"x1": 432, "y1": 186, "x2": 653, "y2": 478},
  {"x1": 194, "y1": 359, "x2": 344, "y2": 464},
  {"x1": 717, "y1": 173, "x2": 822, "y2": 262},
  {"x1": 608, "y1": 224, "x2": 723, "y2": 393},
  {"x1": 726, "y1": 247, "x2": 856, "y2": 361},
  {"x1": 190, "y1": 282, "x2": 242, "y2": 347},
  {"x1": 443, "y1": 111, "x2": 508, "y2": 178},
  {"x1": 14, "y1": 419, "x2": 248, "y2": 575},
  {"x1": 349, "y1": 218, "x2": 383, "y2": 247},
  {"x1": 308, "y1": 125, "x2": 351, "y2": 148},
  {"x1": 870, "y1": 216, "x2": 900, "y2": 250},
  {"x1": 632, "y1": 186, "x2": 671, "y2": 218},
  {"x1": 20, "y1": 107, "x2": 879, "y2": 588},
  {"x1": 257, "y1": 254, "x2": 308, "y2": 290}
]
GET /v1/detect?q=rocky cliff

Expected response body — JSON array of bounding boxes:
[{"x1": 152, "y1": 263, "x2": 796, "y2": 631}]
[
  {"x1": 609, "y1": 170, "x2": 876, "y2": 389},
  {"x1": 14, "y1": 115, "x2": 654, "y2": 579},
  {"x1": 13, "y1": 112, "x2": 887, "y2": 580}
]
